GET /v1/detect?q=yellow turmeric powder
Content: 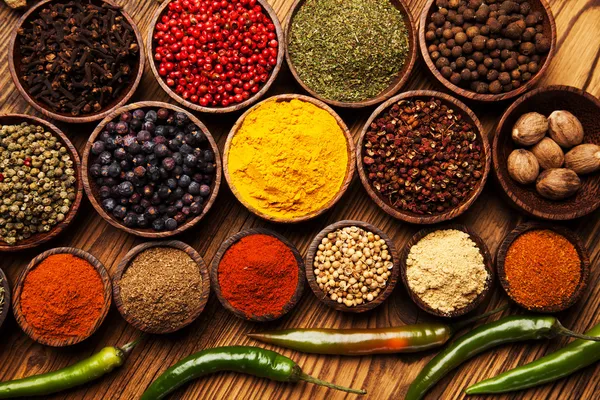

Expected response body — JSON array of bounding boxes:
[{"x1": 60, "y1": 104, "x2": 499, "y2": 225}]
[{"x1": 227, "y1": 98, "x2": 349, "y2": 220}]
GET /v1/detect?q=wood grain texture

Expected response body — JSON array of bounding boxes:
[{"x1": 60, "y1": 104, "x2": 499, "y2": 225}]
[{"x1": 0, "y1": 0, "x2": 599, "y2": 399}]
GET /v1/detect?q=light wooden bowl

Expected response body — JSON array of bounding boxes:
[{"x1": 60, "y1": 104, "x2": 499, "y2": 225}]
[
  {"x1": 211, "y1": 228, "x2": 305, "y2": 322},
  {"x1": 399, "y1": 224, "x2": 494, "y2": 318},
  {"x1": 223, "y1": 94, "x2": 355, "y2": 223},
  {"x1": 12, "y1": 247, "x2": 112, "y2": 346},
  {"x1": 113, "y1": 240, "x2": 210, "y2": 334},
  {"x1": 496, "y1": 222, "x2": 589, "y2": 313},
  {"x1": 82, "y1": 101, "x2": 222, "y2": 238},
  {"x1": 357, "y1": 90, "x2": 490, "y2": 224},
  {"x1": 0, "y1": 114, "x2": 83, "y2": 252},
  {"x1": 493, "y1": 85, "x2": 600, "y2": 220},
  {"x1": 8, "y1": 0, "x2": 145, "y2": 123},
  {"x1": 147, "y1": 0, "x2": 284, "y2": 114},
  {"x1": 0, "y1": 269, "x2": 10, "y2": 331},
  {"x1": 305, "y1": 220, "x2": 400, "y2": 313},
  {"x1": 285, "y1": 0, "x2": 417, "y2": 108},
  {"x1": 419, "y1": 0, "x2": 556, "y2": 102}
]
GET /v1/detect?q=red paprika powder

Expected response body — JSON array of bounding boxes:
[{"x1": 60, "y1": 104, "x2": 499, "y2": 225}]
[{"x1": 218, "y1": 234, "x2": 299, "y2": 317}]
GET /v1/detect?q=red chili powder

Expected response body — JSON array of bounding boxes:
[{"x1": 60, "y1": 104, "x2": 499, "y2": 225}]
[{"x1": 218, "y1": 234, "x2": 299, "y2": 317}]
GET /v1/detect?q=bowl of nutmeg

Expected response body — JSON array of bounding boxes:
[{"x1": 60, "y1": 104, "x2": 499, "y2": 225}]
[{"x1": 494, "y1": 85, "x2": 600, "y2": 220}]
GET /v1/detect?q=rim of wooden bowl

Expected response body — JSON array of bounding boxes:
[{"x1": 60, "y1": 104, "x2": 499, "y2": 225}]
[
  {"x1": 493, "y1": 85, "x2": 600, "y2": 220},
  {"x1": 305, "y1": 220, "x2": 400, "y2": 313},
  {"x1": 356, "y1": 90, "x2": 491, "y2": 224},
  {"x1": 284, "y1": 0, "x2": 418, "y2": 108},
  {"x1": 418, "y1": 0, "x2": 557, "y2": 102},
  {"x1": 12, "y1": 247, "x2": 112, "y2": 346},
  {"x1": 496, "y1": 221, "x2": 590, "y2": 313},
  {"x1": 0, "y1": 114, "x2": 83, "y2": 251},
  {"x1": 399, "y1": 224, "x2": 494, "y2": 318},
  {"x1": 0, "y1": 269, "x2": 11, "y2": 330},
  {"x1": 113, "y1": 240, "x2": 211, "y2": 334},
  {"x1": 210, "y1": 228, "x2": 305, "y2": 322},
  {"x1": 146, "y1": 0, "x2": 285, "y2": 114},
  {"x1": 223, "y1": 94, "x2": 356, "y2": 223},
  {"x1": 82, "y1": 101, "x2": 222, "y2": 238},
  {"x1": 8, "y1": 0, "x2": 145, "y2": 123}
]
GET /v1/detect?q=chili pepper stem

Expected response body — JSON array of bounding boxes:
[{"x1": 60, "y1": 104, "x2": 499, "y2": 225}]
[
  {"x1": 451, "y1": 304, "x2": 510, "y2": 331},
  {"x1": 120, "y1": 337, "x2": 142, "y2": 356},
  {"x1": 557, "y1": 323, "x2": 600, "y2": 342},
  {"x1": 298, "y1": 372, "x2": 366, "y2": 395}
]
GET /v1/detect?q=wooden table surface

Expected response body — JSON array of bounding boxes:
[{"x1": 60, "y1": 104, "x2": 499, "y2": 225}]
[{"x1": 1, "y1": 0, "x2": 599, "y2": 399}]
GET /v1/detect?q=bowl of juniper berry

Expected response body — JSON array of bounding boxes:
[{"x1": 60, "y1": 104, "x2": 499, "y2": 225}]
[{"x1": 82, "y1": 101, "x2": 221, "y2": 238}]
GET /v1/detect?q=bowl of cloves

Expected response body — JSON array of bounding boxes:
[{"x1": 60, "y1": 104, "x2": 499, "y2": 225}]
[{"x1": 8, "y1": 0, "x2": 145, "y2": 124}]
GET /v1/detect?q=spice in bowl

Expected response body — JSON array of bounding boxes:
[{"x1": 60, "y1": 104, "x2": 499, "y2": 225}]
[
  {"x1": 119, "y1": 247, "x2": 204, "y2": 332},
  {"x1": 406, "y1": 229, "x2": 488, "y2": 315},
  {"x1": 0, "y1": 275, "x2": 5, "y2": 319},
  {"x1": 313, "y1": 226, "x2": 393, "y2": 308},
  {"x1": 0, "y1": 122, "x2": 77, "y2": 245},
  {"x1": 288, "y1": 0, "x2": 409, "y2": 103},
  {"x1": 227, "y1": 98, "x2": 349, "y2": 221}
]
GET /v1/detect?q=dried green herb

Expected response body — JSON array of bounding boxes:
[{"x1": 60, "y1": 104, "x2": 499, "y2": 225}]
[{"x1": 289, "y1": 0, "x2": 409, "y2": 103}]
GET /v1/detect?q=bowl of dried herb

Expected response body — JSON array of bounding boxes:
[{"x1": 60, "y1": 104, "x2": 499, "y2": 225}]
[{"x1": 0, "y1": 268, "x2": 10, "y2": 331}]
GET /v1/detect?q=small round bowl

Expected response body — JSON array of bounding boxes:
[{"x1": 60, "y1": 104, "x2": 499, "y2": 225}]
[
  {"x1": 211, "y1": 228, "x2": 305, "y2": 322},
  {"x1": 113, "y1": 240, "x2": 211, "y2": 334},
  {"x1": 494, "y1": 85, "x2": 600, "y2": 220},
  {"x1": 399, "y1": 224, "x2": 494, "y2": 318},
  {"x1": 8, "y1": 0, "x2": 145, "y2": 123},
  {"x1": 419, "y1": 0, "x2": 556, "y2": 102},
  {"x1": 285, "y1": 0, "x2": 417, "y2": 108},
  {"x1": 0, "y1": 269, "x2": 10, "y2": 331},
  {"x1": 0, "y1": 114, "x2": 83, "y2": 252},
  {"x1": 305, "y1": 220, "x2": 400, "y2": 313},
  {"x1": 82, "y1": 101, "x2": 222, "y2": 238},
  {"x1": 496, "y1": 222, "x2": 589, "y2": 313},
  {"x1": 224, "y1": 94, "x2": 355, "y2": 223},
  {"x1": 147, "y1": 0, "x2": 284, "y2": 113},
  {"x1": 357, "y1": 90, "x2": 491, "y2": 224},
  {"x1": 12, "y1": 247, "x2": 112, "y2": 346}
]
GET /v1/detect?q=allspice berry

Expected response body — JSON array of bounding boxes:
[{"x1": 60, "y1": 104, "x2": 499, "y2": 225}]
[
  {"x1": 536, "y1": 168, "x2": 581, "y2": 200},
  {"x1": 565, "y1": 144, "x2": 600, "y2": 175},
  {"x1": 548, "y1": 110, "x2": 584, "y2": 148},
  {"x1": 531, "y1": 137, "x2": 564, "y2": 169},
  {"x1": 508, "y1": 149, "x2": 539, "y2": 185},
  {"x1": 512, "y1": 112, "x2": 548, "y2": 146}
]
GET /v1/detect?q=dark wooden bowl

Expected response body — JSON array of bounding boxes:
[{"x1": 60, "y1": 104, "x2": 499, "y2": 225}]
[
  {"x1": 284, "y1": 0, "x2": 417, "y2": 108},
  {"x1": 146, "y1": 0, "x2": 284, "y2": 114},
  {"x1": 357, "y1": 90, "x2": 491, "y2": 224},
  {"x1": 494, "y1": 86, "x2": 600, "y2": 220},
  {"x1": 223, "y1": 94, "x2": 355, "y2": 223},
  {"x1": 8, "y1": 0, "x2": 145, "y2": 123},
  {"x1": 305, "y1": 220, "x2": 400, "y2": 313},
  {"x1": 496, "y1": 222, "x2": 589, "y2": 313},
  {"x1": 82, "y1": 101, "x2": 222, "y2": 238},
  {"x1": 0, "y1": 114, "x2": 83, "y2": 252},
  {"x1": 418, "y1": 0, "x2": 556, "y2": 102},
  {"x1": 399, "y1": 224, "x2": 494, "y2": 318},
  {"x1": 113, "y1": 240, "x2": 211, "y2": 334},
  {"x1": 210, "y1": 228, "x2": 305, "y2": 322},
  {"x1": 0, "y1": 269, "x2": 10, "y2": 331},
  {"x1": 12, "y1": 247, "x2": 112, "y2": 346}
]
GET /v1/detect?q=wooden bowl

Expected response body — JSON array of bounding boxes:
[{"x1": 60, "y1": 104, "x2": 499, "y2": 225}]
[
  {"x1": 0, "y1": 114, "x2": 83, "y2": 252},
  {"x1": 147, "y1": 0, "x2": 284, "y2": 113},
  {"x1": 0, "y1": 269, "x2": 10, "y2": 331},
  {"x1": 496, "y1": 222, "x2": 589, "y2": 313},
  {"x1": 493, "y1": 85, "x2": 600, "y2": 220},
  {"x1": 82, "y1": 101, "x2": 222, "y2": 238},
  {"x1": 223, "y1": 94, "x2": 355, "y2": 223},
  {"x1": 12, "y1": 247, "x2": 112, "y2": 346},
  {"x1": 357, "y1": 90, "x2": 491, "y2": 224},
  {"x1": 399, "y1": 224, "x2": 494, "y2": 318},
  {"x1": 418, "y1": 0, "x2": 556, "y2": 102},
  {"x1": 285, "y1": 0, "x2": 417, "y2": 108},
  {"x1": 113, "y1": 240, "x2": 211, "y2": 334},
  {"x1": 305, "y1": 220, "x2": 400, "y2": 313},
  {"x1": 210, "y1": 228, "x2": 305, "y2": 322},
  {"x1": 8, "y1": 0, "x2": 145, "y2": 123}
]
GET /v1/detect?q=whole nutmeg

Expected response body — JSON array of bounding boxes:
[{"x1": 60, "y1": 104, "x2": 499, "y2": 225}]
[
  {"x1": 536, "y1": 168, "x2": 581, "y2": 200},
  {"x1": 507, "y1": 149, "x2": 539, "y2": 184},
  {"x1": 531, "y1": 137, "x2": 564, "y2": 169},
  {"x1": 565, "y1": 144, "x2": 600, "y2": 174},
  {"x1": 548, "y1": 110, "x2": 584, "y2": 148},
  {"x1": 512, "y1": 112, "x2": 548, "y2": 146}
]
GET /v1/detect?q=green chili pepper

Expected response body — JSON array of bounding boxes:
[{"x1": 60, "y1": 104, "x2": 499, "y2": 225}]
[
  {"x1": 405, "y1": 316, "x2": 600, "y2": 400},
  {"x1": 141, "y1": 346, "x2": 366, "y2": 400},
  {"x1": 0, "y1": 341, "x2": 138, "y2": 399},
  {"x1": 466, "y1": 321, "x2": 600, "y2": 394}
]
